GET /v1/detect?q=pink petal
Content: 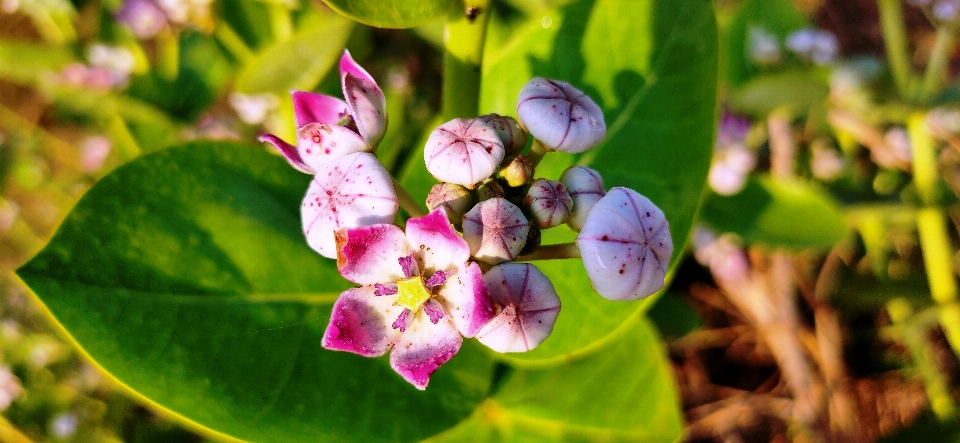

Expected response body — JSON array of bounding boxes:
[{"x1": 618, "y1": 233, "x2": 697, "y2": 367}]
[
  {"x1": 575, "y1": 187, "x2": 672, "y2": 301},
  {"x1": 475, "y1": 263, "x2": 561, "y2": 353},
  {"x1": 297, "y1": 123, "x2": 371, "y2": 171},
  {"x1": 461, "y1": 198, "x2": 529, "y2": 265},
  {"x1": 291, "y1": 90, "x2": 349, "y2": 128},
  {"x1": 302, "y1": 152, "x2": 399, "y2": 258},
  {"x1": 389, "y1": 313, "x2": 462, "y2": 390},
  {"x1": 322, "y1": 286, "x2": 404, "y2": 357},
  {"x1": 339, "y1": 49, "x2": 377, "y2": 85},
  {"x1": 405, "y1": 209, "x2": 470, "y2": 273},
  {"x1": 258, "y1": 134, "x2": 315, "y2": 174},
  {"x1": 424, "y1": 118, "x2": 505, "y2": 187},
  {"x1": 335, "y1": 224, "x2": 411, "y2": 285},
  {"x1": 435, "y1": 262, "x2": 497, "y2": 338}
]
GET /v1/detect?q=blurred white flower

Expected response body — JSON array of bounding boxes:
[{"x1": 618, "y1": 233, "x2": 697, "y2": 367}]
[
  {"x1": 692, "y1": 225, "x2": 750, "y2": 284},
  {"x1": 747, "y1": 26, "x2": 781, "y2": 66},
  {"x1": 50, "y1": 412, "x2": 78, "y2": 439},
  {"x1": 1, "y1": 0, "x2": 18, "y2": 13},
  {"x1": 709, "y1": 113, "x2": 755, "y2": 195},
  {"x1": 79, "y1": 136, "x2": 112, "y2": 173},
  {"x1": 0, "y1": 319, "x2": 21, "y2": 343},
  {"x1": 229, "y1": 92, "x2": 279, "y2": 125},
  {"x1": 934, "y1": 0, "x2": 960, "y2": 21},
  {"x1": 0, "y1": 366, "x2": 23, "y2": 411},
  {"x1": 88, "y1": 44, "x2": 135, "y2": 88},
  {"x1": 811, "y1": 141, "x2": 845, "y2": 181},
  {"x1": 879, "y1": 127, "x2": 913, "y2": 168},
  {"x1": 928, "y1": 107, "x2": 960, "y2": 134},
  {"x1": 0, "y1": 199, "x2": 18, "y2": 232},
  {"x1": 787, "y1": 28, "x2": 839, "y2": 65}
]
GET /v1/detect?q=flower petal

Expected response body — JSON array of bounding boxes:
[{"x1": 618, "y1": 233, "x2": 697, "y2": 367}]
[
  {"x1": 302, "y1": 152, "x2": 399, "y2": 258},
  {"x1": 575, "y1": 187, "x2": 672, "y2": 301},
  {"x1": 389, "y1": 313, "x2": 462, "y2": 390},
  {"x1": 436, "y1": 262, "x2": 497, "y2": 338},
  {"x1": 339, "y1": 49, "x2": 377, "y2": 85},
  {"x1": 322, "y1": 286, "x2": 404, "y2": 357},
  {"x1": 405, "y1": 209, "x2": 470, "y2": 273},
  {"x1": 335, "y1": 224, "x2": 410, "y2": 285},
  {"x1": 297, "y1": 123, "x2": 371, "y2": 170},
  {"x1": 258, "y1": 134, "x2": 314, "y2": 174},
  {"x1": 476, "y1": 263, "x2": 561, "y2": 353},
  {"x1": 424, "y1": 118, "x2": 505, "y2": 187},
  {"x1": 291, "y1": 90, "x2": 350, "y2": 128}
]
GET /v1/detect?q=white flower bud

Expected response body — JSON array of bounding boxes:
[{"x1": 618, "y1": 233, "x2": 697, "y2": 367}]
[{"x1": 516, "y1": 77, "x2": 606, "y2": 153}]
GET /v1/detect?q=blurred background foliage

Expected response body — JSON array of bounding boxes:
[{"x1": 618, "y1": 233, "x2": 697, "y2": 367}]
[{"x1": 5, "y1": 0, "x2": 960, "y2": 441}]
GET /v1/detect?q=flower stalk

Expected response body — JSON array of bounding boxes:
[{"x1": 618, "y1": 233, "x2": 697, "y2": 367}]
[
  {"x1": 878, "y1": 0, "x2": 915, "y2": 99},
  {"x1": 920, "y1": 25, "x2": 957, "y2": 103},
  {"x1": 392, "y1": 176, "x2": 427, "y2": 218},
  {"x1": 518, "y1": 242, "x2": 581, "y2": 261},
  {"x1": 442, "y1": 0, "x2": 492, "y2": 119}
]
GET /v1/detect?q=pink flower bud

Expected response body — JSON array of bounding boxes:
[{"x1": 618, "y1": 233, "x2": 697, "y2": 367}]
[
  {"x1": 479, "y1": 113, "x2": 527, "y2": 154},
  {"x1": 425, "y1": 183, "x2": 474, "y2": 225},
  {"x1": 523, "y1": 179, "x2": 572, "y2": 229},
  {"x1": 560, "y1": 166, "x2": 605, "y2": 231},
  {"x1": 475, "y1": 263, "x2": 560, "y2": 353},
  {"x1": 575, "y1": 187, "x2": 672, "y2": 301},
  {"x1": 516, "y1": 77, "x2": 606, "y2": 153},
  {"x1": 462, "y1": 198, "x2": 529, "y2": 264},
  {"x1": 424, "y1": 118, "x2": 505, "y2": 187},
  {"x1": 497, "y1": 155, "x2": 534, "y2": 187}
]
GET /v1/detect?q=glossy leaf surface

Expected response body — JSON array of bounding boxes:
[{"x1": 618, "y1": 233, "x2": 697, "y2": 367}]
[
  {"x1": 17, "y1": 141, "x2": 492, "y2": 442},
  {"x1": 321, "y1": 0, "x2": 457, "y2": 29},
  {"x1": 480, "y1": 0, "x2": 718, "y2": 363}
]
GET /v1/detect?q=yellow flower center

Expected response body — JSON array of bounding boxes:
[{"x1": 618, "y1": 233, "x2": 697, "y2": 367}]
[{"x1": 396, "y1": 276, "x2": 431, "y2": 312}]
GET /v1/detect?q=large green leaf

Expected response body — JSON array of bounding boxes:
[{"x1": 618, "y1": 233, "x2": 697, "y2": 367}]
[
  {"x1": 320, "y1": 0, "x2": 457, "y2": 29},
  {"x1": 700, "y1": 176, "x2": 848, "y2": 250},
  {"x1": 17, "y1": 142, "x2": 493, "y2": 442},
  {"x1": 480, "y1": 0, "x2": 718, "y2": 363},
  {"x1": 235, "y1": 12, "x2": 353, "y2": 94},
  {"x1": 426, "y1": 318, "x2": 683, "y2": 442}
]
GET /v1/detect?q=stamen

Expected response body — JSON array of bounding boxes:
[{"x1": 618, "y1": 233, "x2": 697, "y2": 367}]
[
  {"x1": 422, "y1": 300, "x2": 445, "y2": 324},
  {"x1": 398, "y1": 254, "x2": 419, "y2": 278},
  {"x1": 374, "y1": 283, "x2": 398, "y2": 296},
  {"x1": 392, "y1": 309, "x2": 411, "y2": 332},
  {"x1": 424, "y1": 270, "x2": 447, "y2": 288}
]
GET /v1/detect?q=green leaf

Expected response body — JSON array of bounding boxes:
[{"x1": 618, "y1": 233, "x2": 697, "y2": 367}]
[
  {"x1": 700, "y1": 176, "x2": 848, "y2": 250},
  {"x1": 321, "y1": 0, "x2": 457, "y2": 29},
  {"x1": 0, "y1": 40, "x2": 73, "y2": 86},
  {"x1": 426, "y1": 318, "x2": 683, "y2": 442},
  {"x1": 480, "y1": 0, "x2": 718, "y2": 363},
  {"x1": 17, "y1": 141, "x2": 493, "y2": 442},
  {"x1": 727, "y1": 70, "x2": 829, "y2": 118},
  {"x1": 721, "y1": 0, "x2": 808, "y2": 86},
  {"x1": 235, "y1": 12, "x2": 353, "y2": 94}
]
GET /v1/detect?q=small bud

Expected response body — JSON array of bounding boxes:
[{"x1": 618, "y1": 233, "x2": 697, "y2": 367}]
[
  {"x1": 497, "y1": 155, "x2": 534, "y2": 187},
  {"x1": 424, "y1": 118, "x2": 505, "y2": 187},
  {"x1": 576, "y1": 187, "x2": 672, "y2": 301},
  {"x1": 516, "y1": 77, "x2": 606, "y2": 153},
  {"x1": 523, "y1": 179, "x2": 573, "y2": 229},
  {"x1": 480, "y1": 114, "x2": 528, "y2": 154},
  {"x1": 426, "y1": 183, "x2": 474, "y2": 225},
  {"x1": 475, "y1": 178, "x2": 505, "y2": 201},
  {"x1": 559, "y1": 166, "x2": 605, "y2": 231},
  {"x1": 462, "y1": 198, "x2": 529, "y2": 264}
]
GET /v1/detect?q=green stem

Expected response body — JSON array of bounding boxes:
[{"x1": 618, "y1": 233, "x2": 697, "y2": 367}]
[
  {"x1": 920, "y1": 26, "x2": 957, "y2": 103},
  {"x1": 526, "y1": 138, "x2": 549, "y2": 167},
  {"x1": 442, "y1": 0, "x2": 492, "y2": 120},
  {"x1": 878, "y1": 0, "x2": 915, "y2": 99},
  {"x1": 213, "y1": 22, "x2": 254, "y2": 64},
  {"x1": 886, "y1": 298, "x2": 956, "y2": 419},
  {"x1": 392, "y1": 177, "x2": 426, "y2": 218},
  {"x1": 908, "y1": 114, "x2": 960, "y2": 356},
  {"x1": 267, "y1": 4, "x2": 293, "y2": 43},
  {"x1": 518, "y1": 243, "x2": 581, "y2": 261},
  {"x1": 156, "y1": 29, "x2": 180, "y2": 81}
]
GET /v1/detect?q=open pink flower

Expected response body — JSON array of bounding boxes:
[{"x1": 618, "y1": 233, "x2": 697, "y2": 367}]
[
  {"x1": 259, "y1": 50, "x2": 387, "y2": 174},
  {"x1": 322, "y1": 209, "x2": 497, "y2": 389}
]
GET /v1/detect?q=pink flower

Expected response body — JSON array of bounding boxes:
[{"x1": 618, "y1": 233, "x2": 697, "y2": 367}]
[
  {"x1": 475, "y1": 263, "x2": 561, "y2": 353},
  {"x1": 323, "y1": 209, "x2": 497, "y2": 389},
  {"x1": 259, "y1": 50, "x2": 387, "y2": 174}
]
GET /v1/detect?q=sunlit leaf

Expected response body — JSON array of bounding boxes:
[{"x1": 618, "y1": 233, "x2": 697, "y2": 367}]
[
  {"x1": 17, "y1": 141, "x2": 493, "y2": 442},
  {"x1": 321, "y1": 0, "x2": 457, "y2": 29}
]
